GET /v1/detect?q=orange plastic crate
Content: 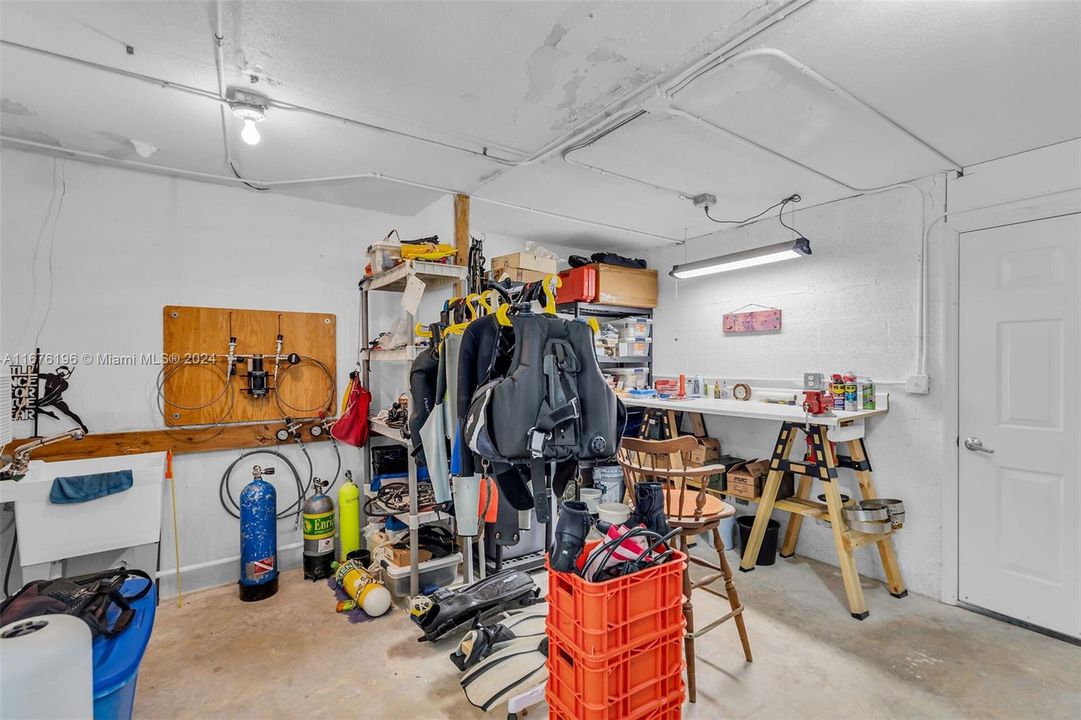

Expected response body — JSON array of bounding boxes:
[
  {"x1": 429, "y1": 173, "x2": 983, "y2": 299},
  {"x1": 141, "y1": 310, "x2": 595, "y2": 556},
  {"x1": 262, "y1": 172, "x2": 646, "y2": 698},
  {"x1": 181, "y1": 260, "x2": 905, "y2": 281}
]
[
  {"x1": 546, "y1": 626, "x2": 686, "y2": 720},
  {"x1": 548, "y1": 687, "x2": 685, "y2": 720},
  {"x1": 547, "y1": 540, "x2": 686, "y2": 658}
]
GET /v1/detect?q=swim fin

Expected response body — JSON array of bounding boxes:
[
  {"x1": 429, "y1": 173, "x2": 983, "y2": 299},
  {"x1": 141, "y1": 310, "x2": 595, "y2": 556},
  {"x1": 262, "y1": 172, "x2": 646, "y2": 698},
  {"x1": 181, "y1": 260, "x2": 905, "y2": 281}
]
[
  {"x1": 413, "y1": 569, "x2": 540, "y2": 642},
  {"x1": 450, "y1": 605, "x2": 548, "y2": 671},
  {"x1": 460, "y1": 634, "x2": 549, "y2": 712}
]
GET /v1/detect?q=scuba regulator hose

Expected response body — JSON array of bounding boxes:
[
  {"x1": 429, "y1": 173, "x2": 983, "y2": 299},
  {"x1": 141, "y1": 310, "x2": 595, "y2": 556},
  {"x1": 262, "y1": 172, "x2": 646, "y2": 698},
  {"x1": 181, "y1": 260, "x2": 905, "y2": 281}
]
[{"x1": 219, "y1": 449, "x2": 309, "y2": 525}]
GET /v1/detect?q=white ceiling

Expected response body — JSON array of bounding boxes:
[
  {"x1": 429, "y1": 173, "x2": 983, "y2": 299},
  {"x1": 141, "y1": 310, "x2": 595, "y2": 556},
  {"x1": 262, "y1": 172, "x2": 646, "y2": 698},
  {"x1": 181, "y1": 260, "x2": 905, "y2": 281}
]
[{"x1": 2, "y1": 0, "x2": 1078, "y2": 251}]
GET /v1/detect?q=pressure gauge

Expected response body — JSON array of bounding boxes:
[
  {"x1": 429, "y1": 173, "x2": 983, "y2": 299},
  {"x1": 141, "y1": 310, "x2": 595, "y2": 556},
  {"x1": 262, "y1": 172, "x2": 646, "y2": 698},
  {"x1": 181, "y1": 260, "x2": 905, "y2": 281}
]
[{"x1": 732, "y1": 383, "x2": 752, "y2": 401}]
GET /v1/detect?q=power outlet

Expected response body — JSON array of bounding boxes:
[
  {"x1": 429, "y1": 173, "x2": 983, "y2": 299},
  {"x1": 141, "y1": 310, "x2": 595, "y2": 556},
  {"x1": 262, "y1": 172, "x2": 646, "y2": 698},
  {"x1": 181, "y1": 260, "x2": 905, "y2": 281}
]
[{"x1": 905, "y1": 374, "x2": 930, "y2": 394}]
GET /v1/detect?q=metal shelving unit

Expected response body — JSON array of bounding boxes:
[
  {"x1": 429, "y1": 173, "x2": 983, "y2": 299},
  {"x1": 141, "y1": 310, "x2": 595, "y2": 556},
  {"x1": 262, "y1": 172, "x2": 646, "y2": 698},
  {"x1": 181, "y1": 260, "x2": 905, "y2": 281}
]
[
  {"x1": 557, "y1": 301, "x2": 654, "y2": 386},
  {"x1": 360, "y1": 260, "x2": 467, "y2": 596}
]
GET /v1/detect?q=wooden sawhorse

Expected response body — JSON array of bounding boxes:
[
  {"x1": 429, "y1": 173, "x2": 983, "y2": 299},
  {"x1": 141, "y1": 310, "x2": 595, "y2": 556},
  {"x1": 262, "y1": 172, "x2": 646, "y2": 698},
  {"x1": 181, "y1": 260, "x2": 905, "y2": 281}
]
[{"x1": 738, "y1": 422, "x2": 907, "y2": 619}]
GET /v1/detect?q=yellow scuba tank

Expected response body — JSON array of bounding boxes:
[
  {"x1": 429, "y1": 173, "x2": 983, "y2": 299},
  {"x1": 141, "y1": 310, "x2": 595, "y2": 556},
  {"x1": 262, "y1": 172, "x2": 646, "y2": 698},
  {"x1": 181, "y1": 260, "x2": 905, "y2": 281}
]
[
  {"x1": 332, "y1": 559, "x2": 391, "y2": 617},
  {"x1": 338, "y1": 471, "x2": 361, "y2": 562}
]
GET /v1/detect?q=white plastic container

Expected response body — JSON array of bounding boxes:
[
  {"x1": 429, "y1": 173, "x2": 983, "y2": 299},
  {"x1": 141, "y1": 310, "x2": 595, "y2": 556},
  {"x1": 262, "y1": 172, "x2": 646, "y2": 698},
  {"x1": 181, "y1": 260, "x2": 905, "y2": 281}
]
[
  {"x1": 367, "y1": 242, "x2": 402, "y2": 273},
  {"x1": 597, "y1": 502, "x2": 631, "y2": 526},
  {"x1": 1, "y1": 615, "x2": 93, "y2": 720},
  {"x1": 607, "y1": 367, "x2": 649, "y2": 390},
  {"x1": 616, "y1": 338, "x2": 652, "y2": 357},
  {"x1": 610, "y1": 317, "x2": 653, "y2": 340},
  {"x1": 380, "y1": 551, "x2": 462, "y2": 597}
]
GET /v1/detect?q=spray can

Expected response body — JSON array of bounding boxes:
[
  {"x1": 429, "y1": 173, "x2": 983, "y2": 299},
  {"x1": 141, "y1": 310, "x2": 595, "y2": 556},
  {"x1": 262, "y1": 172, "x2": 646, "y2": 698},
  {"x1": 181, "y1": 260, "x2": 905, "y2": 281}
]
[
  {"x1": 859, "y1": 377, "x2": 876, "y2": 410},
  {"x1": 332, "y1": 559, "x2": 392, "y2": 617},
  {"x1": 843, "y1": 374, "x2": 858, "y2": 411},
  {"x1": 302, "y1": 478, "x2": 336, "y2": 580},
  {"x1": 831, "y1": 374, "x2": 845, "y2": 410},
  {"x1": 338, "y1": 471, "x2": 361, "y2": 562},
  {"x1": 239, "y1": 465, "x2": 278, "y2": 602}
]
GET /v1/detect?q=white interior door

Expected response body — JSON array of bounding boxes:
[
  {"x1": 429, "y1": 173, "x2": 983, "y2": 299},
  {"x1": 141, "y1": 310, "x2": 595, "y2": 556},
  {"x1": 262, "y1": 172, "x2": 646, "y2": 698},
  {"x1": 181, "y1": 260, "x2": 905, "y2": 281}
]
[{"x1": 958, "y1": 213, "x2": 1080, "y2": 639}]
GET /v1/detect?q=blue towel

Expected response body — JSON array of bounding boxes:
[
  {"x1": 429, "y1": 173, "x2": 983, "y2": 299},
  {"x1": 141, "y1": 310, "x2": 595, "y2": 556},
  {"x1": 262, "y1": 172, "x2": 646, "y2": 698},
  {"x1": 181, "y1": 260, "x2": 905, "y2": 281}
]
[{"x1": 49, "y1": 470, "x2": 134, "y2": 504}]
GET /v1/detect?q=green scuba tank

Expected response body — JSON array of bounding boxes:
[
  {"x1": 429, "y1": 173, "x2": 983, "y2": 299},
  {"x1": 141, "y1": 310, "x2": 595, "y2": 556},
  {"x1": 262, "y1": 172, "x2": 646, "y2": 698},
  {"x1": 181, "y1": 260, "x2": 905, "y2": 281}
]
[
  {"x1": 302, "y1": 478, "x2": 335, "y2": 580},
  {"x1": 338, "y1": 471, "x2": 361, "y2": 562}
]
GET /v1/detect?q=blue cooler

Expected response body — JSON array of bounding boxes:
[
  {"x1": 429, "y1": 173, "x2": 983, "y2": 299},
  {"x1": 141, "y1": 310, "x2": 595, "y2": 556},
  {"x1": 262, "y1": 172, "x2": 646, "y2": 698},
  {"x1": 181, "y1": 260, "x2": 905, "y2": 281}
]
[{"x1": 92, "y1": 577, "x2": 157, "y2": 720}]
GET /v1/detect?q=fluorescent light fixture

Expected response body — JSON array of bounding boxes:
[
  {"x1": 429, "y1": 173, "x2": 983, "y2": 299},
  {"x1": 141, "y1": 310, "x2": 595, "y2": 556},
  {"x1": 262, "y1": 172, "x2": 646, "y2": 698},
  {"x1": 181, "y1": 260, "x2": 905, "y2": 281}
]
[{"x1": 670, "y1": 237, "x2": 811, "y2": 279}]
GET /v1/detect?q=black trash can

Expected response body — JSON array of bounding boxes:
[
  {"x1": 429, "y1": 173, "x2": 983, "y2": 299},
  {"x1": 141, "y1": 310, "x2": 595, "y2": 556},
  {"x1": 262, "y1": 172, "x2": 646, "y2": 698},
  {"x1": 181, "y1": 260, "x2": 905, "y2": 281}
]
[{"x1": 736, "y1": 516, "x2": 780, "y2": 566}]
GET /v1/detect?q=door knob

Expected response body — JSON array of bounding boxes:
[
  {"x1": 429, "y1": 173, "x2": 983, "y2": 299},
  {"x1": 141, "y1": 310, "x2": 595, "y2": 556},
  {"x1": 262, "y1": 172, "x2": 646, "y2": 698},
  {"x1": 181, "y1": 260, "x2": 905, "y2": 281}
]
[{"x1": 963, "y1": 437, "x2": 994, "y2": 454}]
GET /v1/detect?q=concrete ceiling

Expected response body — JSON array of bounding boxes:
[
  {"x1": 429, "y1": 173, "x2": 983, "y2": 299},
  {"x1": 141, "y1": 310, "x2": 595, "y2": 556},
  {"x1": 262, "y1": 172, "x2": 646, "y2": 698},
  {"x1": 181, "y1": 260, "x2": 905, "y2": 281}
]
[{"x1": 2, "y1": 0, "x2": 1078, "y2": 251}]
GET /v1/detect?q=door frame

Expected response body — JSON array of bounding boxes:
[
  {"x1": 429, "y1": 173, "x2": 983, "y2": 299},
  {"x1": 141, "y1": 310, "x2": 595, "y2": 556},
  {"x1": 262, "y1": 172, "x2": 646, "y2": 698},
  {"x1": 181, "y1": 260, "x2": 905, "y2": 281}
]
[{"x1": 943, "y1": 193, "x2": 1081, "y2": 608}]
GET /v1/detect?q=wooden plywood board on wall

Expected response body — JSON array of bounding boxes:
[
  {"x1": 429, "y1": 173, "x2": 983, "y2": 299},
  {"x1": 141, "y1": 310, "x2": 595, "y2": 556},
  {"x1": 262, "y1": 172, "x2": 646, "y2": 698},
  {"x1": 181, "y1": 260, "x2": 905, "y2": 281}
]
[{"x1": 162, "y1": 306, "x2": 336, "y2": 426}]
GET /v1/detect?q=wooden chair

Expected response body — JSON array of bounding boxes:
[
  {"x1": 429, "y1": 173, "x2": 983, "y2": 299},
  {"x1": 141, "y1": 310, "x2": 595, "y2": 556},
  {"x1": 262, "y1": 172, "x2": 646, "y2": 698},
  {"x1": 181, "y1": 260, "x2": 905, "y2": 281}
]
[{"x1": 617, "y1": 435, "x2": 752, "y2": 703}]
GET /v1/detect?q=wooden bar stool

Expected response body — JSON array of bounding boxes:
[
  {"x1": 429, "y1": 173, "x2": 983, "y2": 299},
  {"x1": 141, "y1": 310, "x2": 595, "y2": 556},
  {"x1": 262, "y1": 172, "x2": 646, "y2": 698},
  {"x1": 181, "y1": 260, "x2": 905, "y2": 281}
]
[{"x1": 617, "y1": 436, "x2": 753, "y2": 703}]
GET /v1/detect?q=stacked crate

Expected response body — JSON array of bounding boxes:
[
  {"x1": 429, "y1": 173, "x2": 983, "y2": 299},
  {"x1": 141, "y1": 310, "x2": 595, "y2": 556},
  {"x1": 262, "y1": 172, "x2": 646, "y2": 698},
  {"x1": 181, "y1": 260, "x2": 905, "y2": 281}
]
[{"x1": 546, "y1": 540, "x2": 687, "y2": 719}]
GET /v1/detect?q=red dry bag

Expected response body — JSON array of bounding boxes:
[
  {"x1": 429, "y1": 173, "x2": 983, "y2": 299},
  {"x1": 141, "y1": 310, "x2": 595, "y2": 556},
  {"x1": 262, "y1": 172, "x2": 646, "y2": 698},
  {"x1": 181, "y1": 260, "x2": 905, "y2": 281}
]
[{"x1": 331, "y1": 374, "x2": 371, "y2": 447}]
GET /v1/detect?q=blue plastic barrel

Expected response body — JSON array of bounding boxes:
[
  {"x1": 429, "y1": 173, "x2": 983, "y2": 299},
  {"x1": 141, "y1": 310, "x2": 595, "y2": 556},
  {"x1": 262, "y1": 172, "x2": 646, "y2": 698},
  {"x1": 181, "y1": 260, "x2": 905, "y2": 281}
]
[{"x1": 92, "y1": 577, "x2": 157, "y2": 720}]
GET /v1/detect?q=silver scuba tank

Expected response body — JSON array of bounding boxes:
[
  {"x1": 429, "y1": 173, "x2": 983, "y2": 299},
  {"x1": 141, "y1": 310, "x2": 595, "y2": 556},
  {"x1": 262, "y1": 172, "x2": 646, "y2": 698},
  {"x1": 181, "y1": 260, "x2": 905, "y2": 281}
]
[{"x1": 302, "y1": 478, "x2": 336, "y2": 580}]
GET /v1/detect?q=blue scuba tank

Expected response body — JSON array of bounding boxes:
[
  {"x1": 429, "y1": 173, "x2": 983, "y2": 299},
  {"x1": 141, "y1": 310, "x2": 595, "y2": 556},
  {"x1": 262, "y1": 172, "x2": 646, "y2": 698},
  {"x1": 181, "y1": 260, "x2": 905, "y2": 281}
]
[{"x1": 239, "y1": 465, "x2": 279, "y2": 601}]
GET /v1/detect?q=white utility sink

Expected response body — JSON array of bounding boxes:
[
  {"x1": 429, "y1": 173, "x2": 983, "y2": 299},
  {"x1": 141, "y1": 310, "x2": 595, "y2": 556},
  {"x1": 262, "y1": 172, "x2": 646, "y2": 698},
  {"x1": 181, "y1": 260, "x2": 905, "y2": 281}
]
[{"x1": 2, "y1": 452, "x2": 166, "y2": 577}]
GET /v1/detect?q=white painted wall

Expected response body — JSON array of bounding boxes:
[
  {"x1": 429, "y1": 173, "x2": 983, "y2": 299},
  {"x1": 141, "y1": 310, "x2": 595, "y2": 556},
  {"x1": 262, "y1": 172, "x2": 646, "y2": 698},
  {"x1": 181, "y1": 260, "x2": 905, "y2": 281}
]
[
  {"x1": 646, "y1": 179, "x2": 951, "y2": 598},
  {"x1": 0, "y1": 148, "x2": 572, "y2": 596}
]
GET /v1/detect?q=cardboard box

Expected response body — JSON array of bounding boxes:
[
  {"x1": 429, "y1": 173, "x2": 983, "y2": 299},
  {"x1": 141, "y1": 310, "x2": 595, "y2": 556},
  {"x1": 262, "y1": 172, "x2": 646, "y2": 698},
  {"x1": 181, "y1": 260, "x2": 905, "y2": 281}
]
[
  {"x1": 494, "y1": 267, "x2": 550, "y2": 284},
  {"x1": 389, "y1": 546, "x2": 432, "y2": 566},
  {"x1": 491, "y1": 252, "x2": 558, "y2": 282},
  {"x1": 689, "y1": 438, "x2": 722, "y2": 466},
  {"x1": 592, "y1": 263, "x2": 658, "y2": 308},
  {"x1": 724, "y1": 459, "x2": 793, "y2": 501}
]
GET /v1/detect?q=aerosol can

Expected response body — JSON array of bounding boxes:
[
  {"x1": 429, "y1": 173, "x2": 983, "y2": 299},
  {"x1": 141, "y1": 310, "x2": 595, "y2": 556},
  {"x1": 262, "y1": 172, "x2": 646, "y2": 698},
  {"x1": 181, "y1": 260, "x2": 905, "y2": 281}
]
[
  {"x1": 338, "y1": 471, "x2": 361, "y2": 562},
  {"x1": 239, "y1": 465, "x2": 279, "y2": 602}
]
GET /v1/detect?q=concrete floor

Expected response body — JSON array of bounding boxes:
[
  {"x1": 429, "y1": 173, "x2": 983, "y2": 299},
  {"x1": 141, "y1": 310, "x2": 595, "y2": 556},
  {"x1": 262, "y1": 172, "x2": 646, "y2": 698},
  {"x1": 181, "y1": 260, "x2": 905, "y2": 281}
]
[{"x1": 137, "y1": 548, "x2": 1081, "y2": 719}]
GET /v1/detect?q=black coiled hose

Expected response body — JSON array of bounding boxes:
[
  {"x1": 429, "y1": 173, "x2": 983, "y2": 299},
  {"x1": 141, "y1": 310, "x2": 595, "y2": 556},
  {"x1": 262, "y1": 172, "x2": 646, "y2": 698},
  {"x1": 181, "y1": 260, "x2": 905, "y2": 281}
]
[{"x1": 219, "y1": 449, "x2": 309, "y2": 524}]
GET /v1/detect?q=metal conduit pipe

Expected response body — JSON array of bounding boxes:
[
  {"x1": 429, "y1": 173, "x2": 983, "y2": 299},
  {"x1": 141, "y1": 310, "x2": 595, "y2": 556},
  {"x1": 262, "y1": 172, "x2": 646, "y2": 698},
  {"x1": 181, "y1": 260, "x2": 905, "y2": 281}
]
[
  {"x1": 0, "y1": 38, "x2": 518, "y2": 167},
  {"x1": 0, "y1": 135, "x2": 682, "y2": 243},
  {"x1": 669, "y1": 48, "x2": 964, "y2": 173}
]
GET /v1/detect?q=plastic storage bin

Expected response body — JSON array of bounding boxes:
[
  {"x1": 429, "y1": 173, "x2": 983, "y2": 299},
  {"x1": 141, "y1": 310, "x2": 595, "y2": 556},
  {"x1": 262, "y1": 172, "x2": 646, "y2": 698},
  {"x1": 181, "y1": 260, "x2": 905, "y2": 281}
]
[
  {"x1": 607, "y1": 367, "x2": 649, "y2": 390},
  {"x1": 547, "y1": 627, "x2": 685, "y2": 720},
  {"x1": 367, "y1": 242, "x2": 402, "y2": 273},
  {"x1": 610, "y1": 317, "x2": 653, "y2": 340},
  {"x1": 380, "y1": 552, "x2": 462, "y2": 597},
  {"x1": 617, "y1": 339, "x2": 652, "y2": 357},
  {"x1": 92, "y1": 577, "x2": 157, "y2": 720},
  {"x1": 547, "y1": 540, "x2": 685, "y2": 658}
]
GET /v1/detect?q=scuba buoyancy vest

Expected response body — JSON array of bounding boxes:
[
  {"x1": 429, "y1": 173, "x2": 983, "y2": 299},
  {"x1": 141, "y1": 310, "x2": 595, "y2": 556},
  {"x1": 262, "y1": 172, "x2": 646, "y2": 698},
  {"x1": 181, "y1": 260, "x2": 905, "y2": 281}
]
[{"x1": 464, "y1": 313, "x2": 625, "y2": 523}]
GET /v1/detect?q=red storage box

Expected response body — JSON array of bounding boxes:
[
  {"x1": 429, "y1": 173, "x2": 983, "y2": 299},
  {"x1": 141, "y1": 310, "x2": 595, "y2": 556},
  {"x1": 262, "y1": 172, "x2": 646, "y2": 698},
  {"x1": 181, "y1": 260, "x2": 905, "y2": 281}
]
[
  {"x1": 546, "y1": 626, "x2": 686, "y2": 720},
  {"x1": 557, "y1": 266, "x2": 597, "y2": 304},
  {"x1": 547, "y1": 540, "x2": 686, "y2": 658}
]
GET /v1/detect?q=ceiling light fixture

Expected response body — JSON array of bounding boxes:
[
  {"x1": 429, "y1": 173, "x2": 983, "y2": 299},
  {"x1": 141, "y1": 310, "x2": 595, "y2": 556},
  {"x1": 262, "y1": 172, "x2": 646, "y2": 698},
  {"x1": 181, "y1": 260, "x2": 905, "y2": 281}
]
[
  {"x1": 670, "y1": 237, "x2": 811, "y2": 279},
  {"x1": 227, "y1": 88, "x2": 268, "y2": 146}
]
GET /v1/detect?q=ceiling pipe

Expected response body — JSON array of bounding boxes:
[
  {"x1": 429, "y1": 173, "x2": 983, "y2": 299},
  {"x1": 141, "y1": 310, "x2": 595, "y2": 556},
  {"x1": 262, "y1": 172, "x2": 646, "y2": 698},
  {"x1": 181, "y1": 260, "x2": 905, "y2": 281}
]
[
  {"x1": 0, "y1": 38, "x2": 517, "y2": 167},
  {"x1": 674, "y1": 48, "x2": 964, "y2": 173},
  {"x1": 0, "y1": 135, "x2": 681, "y2": 243}
]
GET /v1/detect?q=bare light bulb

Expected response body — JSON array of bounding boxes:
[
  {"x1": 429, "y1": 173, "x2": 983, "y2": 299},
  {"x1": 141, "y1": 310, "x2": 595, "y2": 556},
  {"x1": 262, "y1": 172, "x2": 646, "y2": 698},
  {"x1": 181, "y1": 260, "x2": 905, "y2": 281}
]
[{"x1": 241, "y1": 119, "x2": 261, "y2": 146}]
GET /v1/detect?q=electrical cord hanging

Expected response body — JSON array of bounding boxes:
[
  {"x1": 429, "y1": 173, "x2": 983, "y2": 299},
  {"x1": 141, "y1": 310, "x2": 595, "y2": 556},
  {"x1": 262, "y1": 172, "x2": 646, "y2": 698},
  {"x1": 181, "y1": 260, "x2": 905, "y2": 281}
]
[
  {"x1": 230, "y1": 161, "x2": 270, "y2": 192},
  {"x1": 3, "y1": 526, "x2": 17, "y2": 598},
  {"x1": 704, "y1": 193, "x2": 800, "y2": 225},
  {"x1": 778, "y1": 195, "x2": 803, "y2": 235}
]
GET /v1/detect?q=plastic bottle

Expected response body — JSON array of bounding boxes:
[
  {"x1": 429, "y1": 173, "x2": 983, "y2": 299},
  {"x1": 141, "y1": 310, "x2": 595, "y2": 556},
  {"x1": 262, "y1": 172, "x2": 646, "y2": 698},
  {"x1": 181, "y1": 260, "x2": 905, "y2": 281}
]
[
  {"x1": 714, "y1": 380, "x2": 721, "y2": 399},
  {"x1": 720, "y1": 381, "x2": 730, "y2": 400},
  {"x1": 695, "y1": 375, "x2": 704, "y2": 398},
  {"x1": 831, "y1": 373, "x2": 845, "y2": 409}
]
